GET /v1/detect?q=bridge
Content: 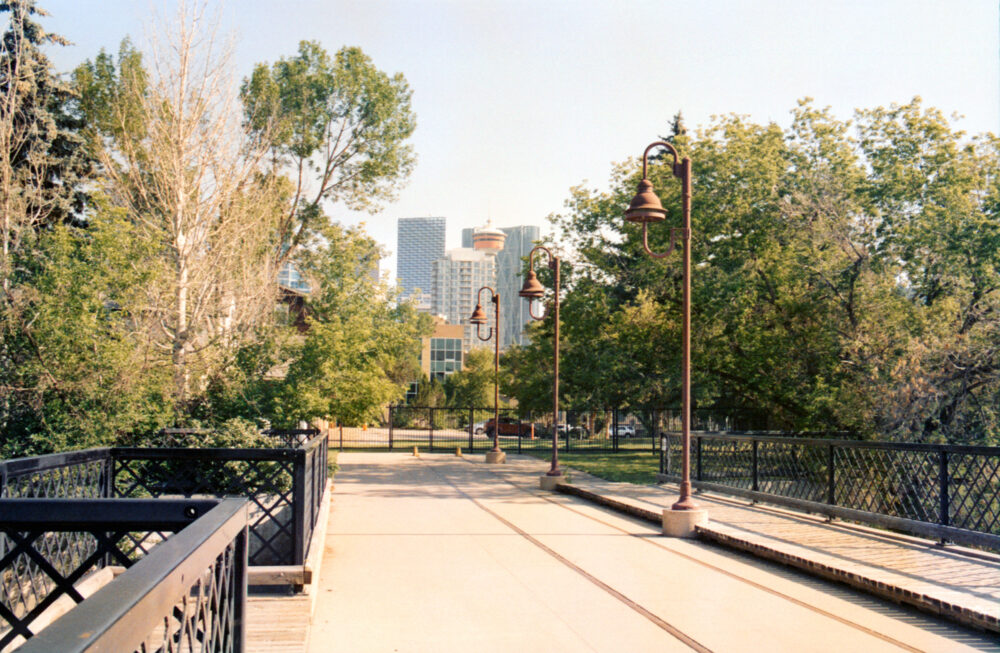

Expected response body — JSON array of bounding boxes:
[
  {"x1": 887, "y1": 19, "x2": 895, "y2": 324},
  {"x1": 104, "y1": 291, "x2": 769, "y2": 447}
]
[{"x1": 0, "y1": 429, "x2": 997, "y2": 651}]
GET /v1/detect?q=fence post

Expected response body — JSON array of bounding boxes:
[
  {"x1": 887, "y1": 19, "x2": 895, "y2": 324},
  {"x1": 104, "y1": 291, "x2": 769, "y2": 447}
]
[
  {"x1": 429, "y1": 407, "x2": 434, "y2": 451},
  {"x1": 518, "y1": 416, "x2": 523, "y2": 454},
  {"x1": 752, "y1": 439, "x2": 759, "y2": 493},
  {"x1": 565, "y1": 411, "x2": 570, "y2": 453},
  {"x1": 827, "y1": 444, "x2": 836, "y2": 506},
  {"x1": 696, "y1": 435, "x2": 703, "y2": 481},
  {"x1": 388, "y1": 405, "x2": 394, "y2": 451},
  {"x1": 293, "y1": 449, "x2": 307, "y2": 565},
  {"x1": 469, "y1": 408, "x2": 474, "y2": 452},
  {"x1": 939, "y1": 450, "x2": 950, "y2": 529},
  {"x1": 612, "y1": 409, "x2": 619, "y2": 453}
]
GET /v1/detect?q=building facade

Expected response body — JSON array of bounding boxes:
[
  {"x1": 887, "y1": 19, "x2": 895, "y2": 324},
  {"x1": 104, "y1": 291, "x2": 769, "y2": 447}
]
[
  {"x1": 462, "y1": 224, "x2": 540, "y2": 349},
  {"x1": 397, "y1": 217, "x2": 446, "y2": 309},
  {"x1": 431, "y1": 247, "x2": 497, "y2": 352}
]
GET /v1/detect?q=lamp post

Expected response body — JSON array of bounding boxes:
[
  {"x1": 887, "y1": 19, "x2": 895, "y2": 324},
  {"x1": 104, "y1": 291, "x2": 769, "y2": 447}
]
[
  {"x1": 624, "y1": 141, "x2": 707, "y2": 535},
  {"x1": 469, "y1": 286, "x2": 505, "y2": 464},
  {"x1": 519, "y1": 245, "x2": 563, "y2": 489}
]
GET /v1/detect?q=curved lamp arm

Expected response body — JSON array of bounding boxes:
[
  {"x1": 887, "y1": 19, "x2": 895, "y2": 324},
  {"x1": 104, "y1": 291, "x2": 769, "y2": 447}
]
[
  {"x1": 475, "y1": 286, "x2": 497, "y2": 341},
  {"x1": 636, "y1": 141, "x2": 692, "y2": 259},
  {"x1": 525, "y1": 245, "x2": 558, "y2": 321}
]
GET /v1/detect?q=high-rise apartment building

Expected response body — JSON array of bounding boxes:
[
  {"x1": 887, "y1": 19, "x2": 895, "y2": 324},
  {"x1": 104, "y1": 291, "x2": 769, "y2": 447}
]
[
  {"x1": 432, "y1": 247, "x2": 497, "y2": 352},
  {"x1": 397, "y1": 217, "x2": 446, "y2": 310},
  {"x1": 462, "y1": 224, "x2": 540, "y2": 349}
]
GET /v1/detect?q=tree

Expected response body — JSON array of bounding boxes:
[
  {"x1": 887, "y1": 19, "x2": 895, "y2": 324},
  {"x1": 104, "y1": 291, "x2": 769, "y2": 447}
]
[
  {"x1": 444, "y1": 348, "x2": 496, "y2": 408},
  {"x1": 77, "y1": 8, "x2": 285, "y2": 406},
  {"x1": 528, "y1": 98, "x2": 1000, "y2": 443},
  {"x1": 1, "y1": 199, "x2": 173, "y2": 456},
  {"x1": 0, "y1": 0, "x2": 89, "y2": 257},
  {"x1": 0, "y1": 0, "x2": 93, "y2": 442},
  {"x1": 240, "y1": 42, "x2": 416, "y2": 266},
  {"x1": 275, "y1": 223, "x2": 431, "y2": 427}
]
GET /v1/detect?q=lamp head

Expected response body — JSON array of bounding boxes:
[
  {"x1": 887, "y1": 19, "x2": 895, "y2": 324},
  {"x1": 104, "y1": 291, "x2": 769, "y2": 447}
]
[
  {"x1": 519, "y1": 270, "x2": 545, "y2": 299},
  {"x1": 469, "y1": 303, "x2": 487, "y2": 325},
  {"x1": 624, "y1": 178, "x2": 667, "y2": 224}
]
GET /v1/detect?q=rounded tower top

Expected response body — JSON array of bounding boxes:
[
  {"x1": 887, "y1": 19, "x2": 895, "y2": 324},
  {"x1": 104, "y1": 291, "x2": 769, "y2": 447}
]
[{"x1": 472, "y1": 219, "x2": 506, "y2": 255}]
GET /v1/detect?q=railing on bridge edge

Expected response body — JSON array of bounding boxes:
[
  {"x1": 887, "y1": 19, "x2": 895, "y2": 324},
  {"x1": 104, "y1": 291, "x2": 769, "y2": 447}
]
[
  {"x1": 2, "y1": 497, "x2": 248, "y2": 653},
  {"x1": 659, "y1": 432, "x2": 1000, "y2": 552},
  {"x1": 0, "y1": 429, "x2": 328, "y2": 566}
]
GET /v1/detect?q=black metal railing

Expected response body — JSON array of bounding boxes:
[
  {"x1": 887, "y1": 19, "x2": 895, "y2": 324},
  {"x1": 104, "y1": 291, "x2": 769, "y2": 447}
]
[
  {"x1": 7, "y1": 497, "x2": 248, "y2": 653},
  {"x1": 0, "y1": 432, "x2": 329, "y2": 566},
  {"x1": 660, "y1": 432, "x2": 1000, "y2": 551},
  {"x1": 335, "y1": 406, "x2": 673, "y2": 453}
]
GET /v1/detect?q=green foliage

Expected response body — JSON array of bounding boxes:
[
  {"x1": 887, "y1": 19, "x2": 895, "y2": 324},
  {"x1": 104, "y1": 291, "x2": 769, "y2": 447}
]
[
  {"x1": 241, "y1": 42, "x2": 416, "y2": 262},
  {"x1": 0, "y1": 0, "x2": 91, "y2": 228},
  {"x1": 273, "y1": 223, "x2": 431, "y2": 427},
  {"x1": 513, "y1": 99, "x2": 1000, "y2": 444},
  {"x1": 1, "y1": 200, "x2": 173, "y2": 456},
  {"x1": 444, "y1": 348, "x2": 497, "y2": 408}
]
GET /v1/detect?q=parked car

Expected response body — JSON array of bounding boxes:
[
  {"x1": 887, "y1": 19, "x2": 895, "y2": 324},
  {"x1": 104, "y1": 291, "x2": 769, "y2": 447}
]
[
  {"x1": 612, "y1": 424, "x2": 636, "y2": 437},
  {"x1": 478, "y1": 417, "x2": 535, "y2": 437}
]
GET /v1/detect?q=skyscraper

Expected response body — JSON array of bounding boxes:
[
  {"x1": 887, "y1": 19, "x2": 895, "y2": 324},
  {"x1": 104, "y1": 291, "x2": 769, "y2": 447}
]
[
  {"x1": 397, "y1": 217, "x2": 446, "y2": 309},
  {"x1": 432, "y1": 247, "x2": 497, "y2": 352},
  {"x1": 462, "y1": 224, "x2": 541, "y2": 349}
]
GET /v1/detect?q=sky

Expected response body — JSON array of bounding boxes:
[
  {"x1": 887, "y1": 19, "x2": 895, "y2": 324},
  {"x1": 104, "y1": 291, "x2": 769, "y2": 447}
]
[{"x1": 41, "y1": 0, "x2": 1000, "y2": 284}]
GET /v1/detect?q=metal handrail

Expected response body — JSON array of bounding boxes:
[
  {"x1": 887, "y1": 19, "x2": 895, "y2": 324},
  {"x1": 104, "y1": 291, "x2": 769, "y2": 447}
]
[{"x1": 16, "y1": 498, "x2": 249, "y2": 653}]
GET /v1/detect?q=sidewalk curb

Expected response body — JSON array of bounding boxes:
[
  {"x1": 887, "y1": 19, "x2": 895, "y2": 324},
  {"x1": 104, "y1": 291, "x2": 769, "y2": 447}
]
[{"x1": 554, "y1": 479, "x2": 1000, "y2": 635}]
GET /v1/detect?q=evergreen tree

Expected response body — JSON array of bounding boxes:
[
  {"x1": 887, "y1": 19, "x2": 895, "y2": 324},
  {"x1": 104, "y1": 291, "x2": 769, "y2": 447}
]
[{"x1": 0, "y1": 0, "x2": 90, "y2": 231}]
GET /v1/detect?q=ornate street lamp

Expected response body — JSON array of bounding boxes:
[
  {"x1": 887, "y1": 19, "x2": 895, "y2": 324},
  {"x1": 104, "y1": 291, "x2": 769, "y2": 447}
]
[
  {"x1": 624, "y1": 140, "x2": 707, "y2": 535},
  {"x1": 519, "y1": 245, "x2": 563, "y2": 488},
  {"x1": 469, "y1": 286, "x2": 505, "y2": 464}
]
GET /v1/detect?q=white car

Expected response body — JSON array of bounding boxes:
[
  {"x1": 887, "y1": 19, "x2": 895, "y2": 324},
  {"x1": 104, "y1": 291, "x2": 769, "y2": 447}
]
[{"x1": 613, "y1": 424, "x2": 636, "y2": 437}]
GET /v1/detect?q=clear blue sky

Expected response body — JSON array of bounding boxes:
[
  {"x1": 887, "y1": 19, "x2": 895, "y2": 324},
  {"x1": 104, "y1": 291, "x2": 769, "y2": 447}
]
[{"x1": 42, "y1": 0, "x2": 1000, "y2": 283}]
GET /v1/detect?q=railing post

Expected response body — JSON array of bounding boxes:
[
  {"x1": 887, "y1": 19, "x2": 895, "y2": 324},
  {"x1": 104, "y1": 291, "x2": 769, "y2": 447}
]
[
  {"x1": 517, "y1": 415, "x2": 523, "y2": 454},
  {"x1": 429, "y1": 407, "x2": 434, "y2": 451},
  {"x1": 233, "y1": 524, "x2": 249, "y2": 652},
  {"x1": 827, "y1": 444, "x2": 836, "y2": 506},
  {"x1": 388, "y1": 405, "x2": 394, "y2": 451},
  {"x1": 104, "y1": 449, "x2": 116, "y2": 498},
  {"x1": 939, "y1": 450, "x2": 950, "y2": 528},
  {"x1": 752, "y1": 438, "x2": 759, "y2": 493},
  {"x1": 292, "y1": 449, "x2": 307, "y2": 565}
]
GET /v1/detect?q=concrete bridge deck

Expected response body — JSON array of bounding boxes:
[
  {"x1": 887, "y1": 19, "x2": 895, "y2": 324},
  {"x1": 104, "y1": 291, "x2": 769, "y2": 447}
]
[{"x1": 304, "y1": 452, "x2": 999, "y2": 652}]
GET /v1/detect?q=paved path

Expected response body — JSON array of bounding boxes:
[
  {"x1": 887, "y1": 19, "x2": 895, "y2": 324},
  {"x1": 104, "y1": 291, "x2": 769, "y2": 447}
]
[
  {"x1": 308, "y1": 453, "x2": 999, "y2": 652},
  {"x1": 553, "y1": 465, "x2": 1000, "y2": 634}
]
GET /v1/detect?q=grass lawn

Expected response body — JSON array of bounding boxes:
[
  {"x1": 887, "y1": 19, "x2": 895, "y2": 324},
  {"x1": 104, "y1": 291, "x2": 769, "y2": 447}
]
[{"x1": 523, "y1": 450, "x2": 659, "y2": 485}]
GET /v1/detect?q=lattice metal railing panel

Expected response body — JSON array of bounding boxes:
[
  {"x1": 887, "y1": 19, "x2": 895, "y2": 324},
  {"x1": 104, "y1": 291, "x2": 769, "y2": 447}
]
[
  {"x1": 758, "y1": 441, "x2": 829, "y2": 503},
  {"x1": 3, "y1": 459, "x2": 106, "y2": 499},
  {"x1": 136, "y1": 539, "x2": 239, "y2": 653},
  {"x1": 949, "y1": 452, "x2": 1000, "y2": 535},
  {"x1": 699, "y1": 438, "x2": 753, "y2": 488},
  {"x1": 0, "y1": 527, "x2": 176, "y2": 650},
  {"x1": 835, "y1": 447, "x2": 940, "y2": 523},
  {"x1": 114, "y1": 456, "x2": 295, "y2": 565}
]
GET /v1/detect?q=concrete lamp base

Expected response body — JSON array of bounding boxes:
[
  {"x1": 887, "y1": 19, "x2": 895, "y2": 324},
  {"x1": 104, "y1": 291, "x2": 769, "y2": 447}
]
[
  {"x1": 484, "y1": 451, "x2": 507, "y2": 464},
  {"x1": 539, "y1": 474, "x2": 566, "y2": 491},
  {"x1": 661, "y1": 508, "x2": 709, "y2": 538}
]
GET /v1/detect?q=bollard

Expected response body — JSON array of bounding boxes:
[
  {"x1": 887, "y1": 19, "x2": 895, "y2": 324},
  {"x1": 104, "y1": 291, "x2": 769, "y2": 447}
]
[
  {"x1": 456, "y1": 447, "x2": 462, "y2": 457},
  {"x1": 413, "y1": 446, "x2": 419, "y2": 457}
]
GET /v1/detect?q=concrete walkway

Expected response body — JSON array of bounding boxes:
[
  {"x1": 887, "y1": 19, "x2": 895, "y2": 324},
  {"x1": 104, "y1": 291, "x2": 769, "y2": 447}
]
[{"x1": 308, "y1": 452, "x2": 999, "y2": 652}]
